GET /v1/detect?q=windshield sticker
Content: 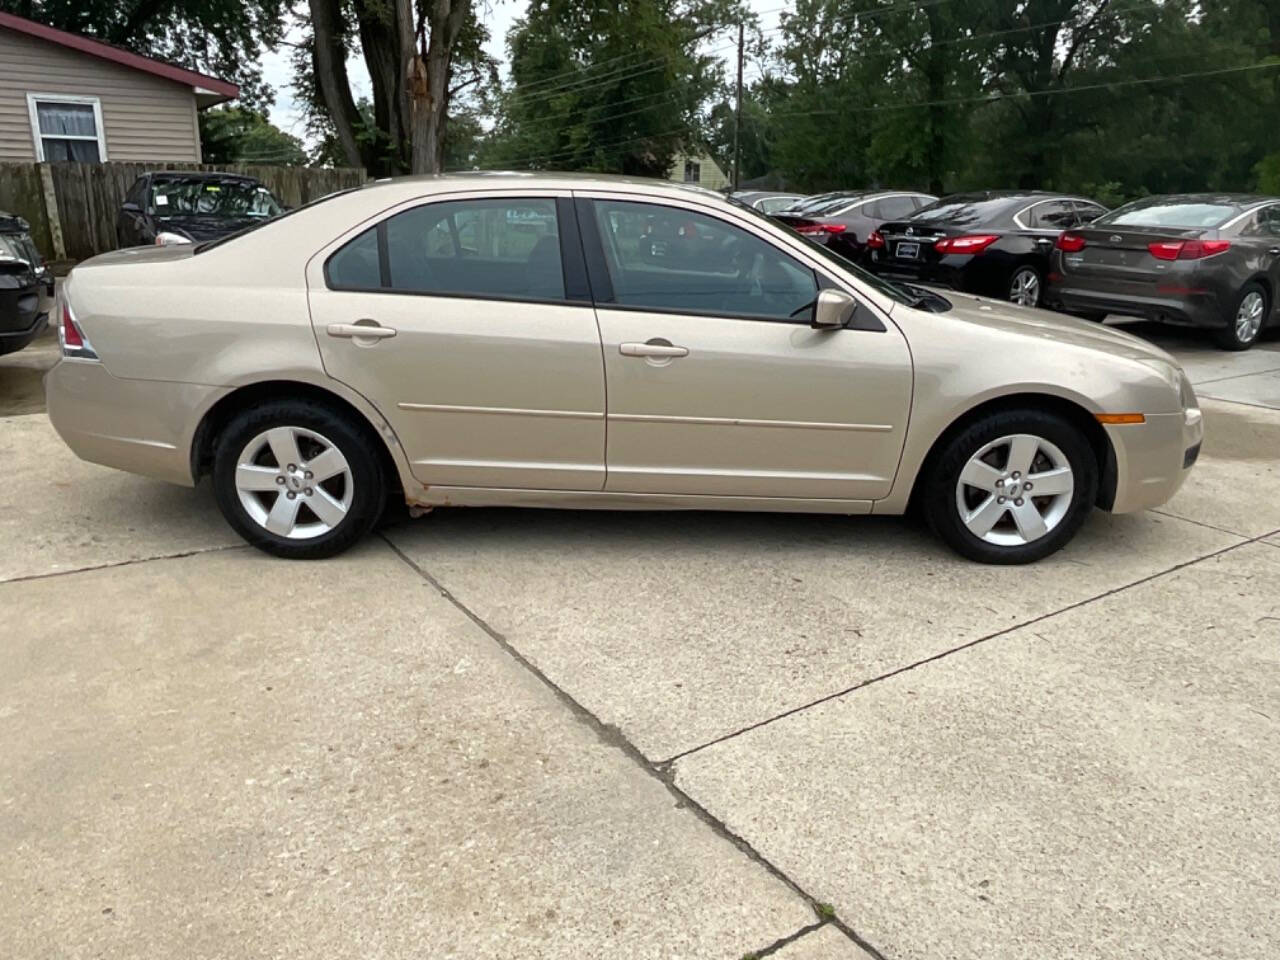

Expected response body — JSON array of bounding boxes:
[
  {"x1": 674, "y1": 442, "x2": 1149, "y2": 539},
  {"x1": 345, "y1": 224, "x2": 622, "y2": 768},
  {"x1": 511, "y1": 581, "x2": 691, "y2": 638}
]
[{"x1": 155, "y1": 195, "x2": 169, "y2": 206}]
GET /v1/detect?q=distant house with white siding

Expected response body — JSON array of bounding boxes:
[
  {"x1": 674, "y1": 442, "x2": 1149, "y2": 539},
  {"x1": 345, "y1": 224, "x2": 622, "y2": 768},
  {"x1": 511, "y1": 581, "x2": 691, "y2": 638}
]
[
  {"x1": 668, "y1": 152, "x2": 730, "y2": 192},
  {"x1": 0, "y1": 11, "x2": 238, "y2": 164}
]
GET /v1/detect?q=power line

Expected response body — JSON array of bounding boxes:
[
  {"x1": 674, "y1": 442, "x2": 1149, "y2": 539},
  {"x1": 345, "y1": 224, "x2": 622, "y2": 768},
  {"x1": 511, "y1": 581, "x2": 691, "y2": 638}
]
[{"x1": 769, "y1": 60, "x2": 1280, "y2": 121}]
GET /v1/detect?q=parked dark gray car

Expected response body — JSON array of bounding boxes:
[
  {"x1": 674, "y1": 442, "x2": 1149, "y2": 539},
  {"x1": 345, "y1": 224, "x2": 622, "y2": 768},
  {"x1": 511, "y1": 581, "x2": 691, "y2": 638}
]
[{"x1": 1046, "y1": 193, "x2": 1280, "y2": 350}]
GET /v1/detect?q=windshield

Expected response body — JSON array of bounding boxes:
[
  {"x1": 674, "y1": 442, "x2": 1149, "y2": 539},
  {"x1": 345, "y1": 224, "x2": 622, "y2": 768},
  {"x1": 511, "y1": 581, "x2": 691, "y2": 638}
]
[
  {"x1": 1096, "y1": 200, "x2": 1240, "y2": 229},
  {"x1": 910, "y1": 195, "x2": 1019, "y2": 226},
  {"x1": 728, "y1": 196, "x2": 922, "y2": 307},
  {"x1": 150, "y1": 177, "x2": 283, "y2": 219}
]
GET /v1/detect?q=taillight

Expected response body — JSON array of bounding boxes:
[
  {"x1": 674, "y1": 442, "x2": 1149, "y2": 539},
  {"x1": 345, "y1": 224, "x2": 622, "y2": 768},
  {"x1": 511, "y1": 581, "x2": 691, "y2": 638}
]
[
  {"x1": 1056, "y1": 232, "x2": 1087, "y2": 252},
  {"x1": 867, "y1": 230, "x2": 885, "y2": 250},
  {"x1": 1148, "y1": 239, "x2": 1231, "y2": 261},
  {"x1": 934, "y1": 234, "x2": 999, "y2": 255},
  {"x1": 58, "y1": 299, "x2": 99, "y2": 360},
  {"x1": 795, "y1": 222, "x2": 846, "y2": 236}
]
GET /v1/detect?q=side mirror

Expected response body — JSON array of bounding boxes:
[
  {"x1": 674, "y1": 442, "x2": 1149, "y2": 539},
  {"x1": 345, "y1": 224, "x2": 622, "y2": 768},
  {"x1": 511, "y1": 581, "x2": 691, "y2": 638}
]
[
  {"x1": 121, "y1": 201, "x2": 141, "y2": 213},
  {"x1": 811, "y1": 288, "x2": 857, "y2": 329}
]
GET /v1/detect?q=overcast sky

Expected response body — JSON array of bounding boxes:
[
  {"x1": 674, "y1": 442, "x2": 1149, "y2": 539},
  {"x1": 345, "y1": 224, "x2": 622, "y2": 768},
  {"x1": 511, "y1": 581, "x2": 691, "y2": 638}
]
[{"x1": 259, "y1": 0, "x2": 786, "y2": 147}]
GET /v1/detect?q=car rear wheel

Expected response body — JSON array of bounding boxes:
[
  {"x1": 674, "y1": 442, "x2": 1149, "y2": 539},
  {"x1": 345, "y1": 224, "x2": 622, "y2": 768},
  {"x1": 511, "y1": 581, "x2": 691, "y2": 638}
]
[
  {"x1": 212, "y1": 400, "x2": 386, "y2": 559},
  {"x1": 1008, "y1": 265, "x2": 1042, "y2": 307},
  {"x1": 924, "y1": 409, "x2": 1098, "y2": 564},
  {"x1": 1215, "y1": 282, "x2": 1268, "y2": 351}
]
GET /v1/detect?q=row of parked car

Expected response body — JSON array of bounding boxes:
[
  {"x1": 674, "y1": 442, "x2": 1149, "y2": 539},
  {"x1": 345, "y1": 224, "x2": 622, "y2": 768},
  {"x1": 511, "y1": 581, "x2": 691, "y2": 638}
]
[{"x1": 733, "y1": 188, "x2": 1280, "y2": 351}]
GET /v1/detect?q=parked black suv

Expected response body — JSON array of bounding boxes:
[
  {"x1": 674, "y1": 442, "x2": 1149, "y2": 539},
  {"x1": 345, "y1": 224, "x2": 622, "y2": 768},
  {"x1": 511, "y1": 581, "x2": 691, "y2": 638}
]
[
  {"x1": 869, "y1": 191, "x2": 1108, "y2": 307},
  {"x1": 0, "y1": 210, "x2": 53, "y2": 357}
]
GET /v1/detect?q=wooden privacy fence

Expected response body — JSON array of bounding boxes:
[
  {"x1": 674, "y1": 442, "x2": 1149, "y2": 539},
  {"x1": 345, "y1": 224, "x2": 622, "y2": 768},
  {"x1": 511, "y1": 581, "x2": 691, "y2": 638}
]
[{"x1": 0, "y1": 161, "x2": 368, "y2": 263}]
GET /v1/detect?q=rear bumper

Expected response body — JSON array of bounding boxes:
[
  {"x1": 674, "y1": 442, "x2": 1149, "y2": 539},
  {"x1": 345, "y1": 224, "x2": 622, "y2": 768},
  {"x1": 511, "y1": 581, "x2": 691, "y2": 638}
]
[
  {"x1": 1105, "y1": 409, "x2": 1203, "y2": 513},
  {"x1": 1045, "y1": 277, "x2": 1226, "y2": 327},
  {"x1": 871, "y1": 254, "x2": 1006, "y2": 297},
  {"x1": 45, "y1": 358, "x2": 228, "y2": 486},
  {"x1": 0, "y1": 311, "x2": 47, "y2": 356}
]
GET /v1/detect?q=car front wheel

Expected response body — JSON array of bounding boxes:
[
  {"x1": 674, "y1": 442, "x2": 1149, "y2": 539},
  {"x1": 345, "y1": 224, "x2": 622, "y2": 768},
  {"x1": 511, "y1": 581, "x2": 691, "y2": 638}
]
[
  {"x1": 212, "y1": 400, "x2": 386, "y2": 559},
  {"x1": 924, "y1": 409, "x2": 1098, "y2": 564}
]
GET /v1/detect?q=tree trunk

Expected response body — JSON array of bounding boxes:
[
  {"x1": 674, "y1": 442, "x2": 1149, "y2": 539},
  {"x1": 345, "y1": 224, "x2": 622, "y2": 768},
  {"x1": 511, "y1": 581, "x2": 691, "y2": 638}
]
[
  {"x1": 399, "y1": 0, "x2": 471, "y2": 174},
  {"x1": 355, "y1": 0, "x2": 407, "y2": 174},
  {"x1": 309, "y1": 0, "x2": 364, "y2": 169}
]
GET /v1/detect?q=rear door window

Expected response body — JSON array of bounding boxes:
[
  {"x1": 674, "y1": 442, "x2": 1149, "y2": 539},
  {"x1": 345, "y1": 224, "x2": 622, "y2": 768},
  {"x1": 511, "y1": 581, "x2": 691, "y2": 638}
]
[
  {"x1": 325, "y1": 197, "x2": 566, "y2": 302},
  {"x1": 1026, "y1": 201, "x2": 1076, "y2": 229},
  {"x1": 873, "y1": 196, "x2": 918, "y2": 220}
]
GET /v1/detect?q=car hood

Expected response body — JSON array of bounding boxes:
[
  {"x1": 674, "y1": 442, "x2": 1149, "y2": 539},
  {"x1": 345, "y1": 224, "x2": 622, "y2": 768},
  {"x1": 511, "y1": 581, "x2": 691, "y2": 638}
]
[
  {"x1": 915, "y1": 289, "x2": 1179, "y2": 366},
  {"x1": 155, "y1": 214, "x2": 263, "y2": 241}
]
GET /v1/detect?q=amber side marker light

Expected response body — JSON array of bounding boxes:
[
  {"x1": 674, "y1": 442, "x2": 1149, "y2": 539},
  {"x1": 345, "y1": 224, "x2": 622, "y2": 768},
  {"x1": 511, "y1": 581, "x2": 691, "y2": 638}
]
[{"x1": 1095, "y1": 413, "x2": 1146, "y2": 425}]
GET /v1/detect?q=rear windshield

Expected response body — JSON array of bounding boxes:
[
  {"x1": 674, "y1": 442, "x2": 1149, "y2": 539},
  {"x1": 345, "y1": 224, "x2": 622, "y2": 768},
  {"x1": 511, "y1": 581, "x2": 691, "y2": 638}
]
[
  {"x1": 783, "y1": 193, "x2": 845, "y2": 214},
  {"x1": 1096, "y1": 200, "x2": 1240, "y2": 229},
  {"x1": 802, "y1": 195, "x2": 864, "y2": 216},
  {"x1": 909, "y1": 196, "x2": 1018, "y2": 226}
]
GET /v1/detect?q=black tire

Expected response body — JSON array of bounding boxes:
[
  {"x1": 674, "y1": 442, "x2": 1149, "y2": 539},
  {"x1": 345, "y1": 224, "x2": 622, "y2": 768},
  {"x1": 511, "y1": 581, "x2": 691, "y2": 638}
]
[
  {"x1": 1214, "y1": 281, "x2": 1269, "y2": 351},
  {"x1": 923, "y1": 408, "x2": 1099, "y2": 564},
  {"x1": 212, "y1": 399, "x2": 387, "y2": 559},
  {"x1": 1008, "y1": 264, "x2": 1043, "y2": 307}
]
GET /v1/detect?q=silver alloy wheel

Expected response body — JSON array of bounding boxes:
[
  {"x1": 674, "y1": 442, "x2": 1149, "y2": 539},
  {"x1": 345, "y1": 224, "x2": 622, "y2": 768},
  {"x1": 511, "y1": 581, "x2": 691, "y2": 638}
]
[
  {"x1": 234, "y1": 426, "x2": 353, "y2": 540},
  {"x1": 1236, "y1": 290, "x2": 1265, "y2": 344},
  {"x1": 955, "y1": 433, "x2": 1074, "y2": 547},
  {"x1": 1009, "y1": 267, "x2": 1040, "y2": 307}
]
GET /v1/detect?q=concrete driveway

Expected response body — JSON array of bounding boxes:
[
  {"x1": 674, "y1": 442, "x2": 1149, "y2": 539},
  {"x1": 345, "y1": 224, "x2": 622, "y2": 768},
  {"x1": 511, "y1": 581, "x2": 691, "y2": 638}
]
[{"x1": 2, "y1": 323, "x2": 1278, "y2": 959}]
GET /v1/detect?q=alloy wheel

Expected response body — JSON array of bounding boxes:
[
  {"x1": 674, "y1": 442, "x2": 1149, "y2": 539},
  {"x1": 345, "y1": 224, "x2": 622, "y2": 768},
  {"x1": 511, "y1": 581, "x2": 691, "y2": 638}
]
[
  {"x1": 234, "y1": 426, "x2": 354, "y2": 540},
  {"x1": 954, "y1": 433, "x2": 1074, "y2": 546},
  {"x1": 1009, "y1": 268, "x2": 1040, "y2": 307},
  {"x1": 1236, "y1": 290, "x2": 1265, "y2": 344}
]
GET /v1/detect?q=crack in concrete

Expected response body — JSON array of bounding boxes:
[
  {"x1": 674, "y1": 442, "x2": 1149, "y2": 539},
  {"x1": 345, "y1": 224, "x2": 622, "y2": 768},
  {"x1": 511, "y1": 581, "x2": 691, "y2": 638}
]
[
  {"x1": 1148, "y1": 509, "x2": 1254, "y2": 539},
  {"x1": 1195, "y1": 394, "x2": 1280, "y2": 413},
  {"x1": 660, "y1": 527, "x2": 1280, "y2": 766},
  {"x1": 379, "y1": 532, "x2": 892, "y2": 960},
  {"x1": 1189, "y1": 365, "x2": 1280, "y2": 387},
  {"x1": 0, "y1": 543, "x2": 245, "y2": 586},
  {"x1": 740, "y1": 919, "x2": 831, "y2": 958}
]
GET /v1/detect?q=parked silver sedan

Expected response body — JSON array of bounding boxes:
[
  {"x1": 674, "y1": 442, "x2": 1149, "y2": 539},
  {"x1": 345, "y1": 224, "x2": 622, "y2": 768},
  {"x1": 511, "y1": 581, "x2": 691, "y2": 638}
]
[{"x1": 45, "y1": 174, "x2": 1202, "y2": 563}]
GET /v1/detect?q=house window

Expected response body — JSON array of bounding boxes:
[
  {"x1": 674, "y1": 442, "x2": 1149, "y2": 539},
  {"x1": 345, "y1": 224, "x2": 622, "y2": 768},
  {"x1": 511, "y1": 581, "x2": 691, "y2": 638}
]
[
  {"x1": 27, "y1": 94, "x2": 108, "y2": 163},
  {"x1": 683, "y1": 159, "x2": 701, "y2": 184}
]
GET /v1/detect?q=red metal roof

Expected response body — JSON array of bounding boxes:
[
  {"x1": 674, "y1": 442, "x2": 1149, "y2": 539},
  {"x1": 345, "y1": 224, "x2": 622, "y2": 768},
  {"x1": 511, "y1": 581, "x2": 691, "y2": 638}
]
[{"x1": 0, "y1": 11, "x2": 240, "y2": 100}]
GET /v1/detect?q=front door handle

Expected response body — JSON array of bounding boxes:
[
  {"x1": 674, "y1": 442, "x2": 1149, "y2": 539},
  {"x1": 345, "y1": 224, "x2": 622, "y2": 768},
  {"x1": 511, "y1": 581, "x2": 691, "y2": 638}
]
[
  {"x1": 327, "y1": 322, "x2": 397, "y2": 340},
  {"x1": 620, "y1": 341, "x2": 689, "y2": 358},
  {"x1": 1268, "y1": 247, "x2": 1280, "y2": 256}
]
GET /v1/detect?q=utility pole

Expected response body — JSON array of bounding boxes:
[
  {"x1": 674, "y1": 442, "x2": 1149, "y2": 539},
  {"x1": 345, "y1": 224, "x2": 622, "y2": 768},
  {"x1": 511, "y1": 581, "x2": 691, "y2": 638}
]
[{"x1": 732, "y1": 21, "x2": 744, "y2": 191}]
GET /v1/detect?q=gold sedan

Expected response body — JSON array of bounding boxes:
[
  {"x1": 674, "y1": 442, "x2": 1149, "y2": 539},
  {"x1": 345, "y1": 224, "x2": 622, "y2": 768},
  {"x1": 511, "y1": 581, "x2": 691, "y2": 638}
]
[{"x1": 45, "y1": 174, "x2": 1203, "y2": 563}]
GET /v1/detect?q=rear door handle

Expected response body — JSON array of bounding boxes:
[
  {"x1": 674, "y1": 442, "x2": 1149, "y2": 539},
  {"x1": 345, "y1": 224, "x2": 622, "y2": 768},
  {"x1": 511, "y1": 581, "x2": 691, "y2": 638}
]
[
  {"x1": 327, "y1": 322, "x2": 396, "y2": 340},
  {"x1": 1269, "y1": 247, "x2": 1280, "y2": 256},
  {"x1": 620, "y1": 341, "x2": 689, "y2": 358}
]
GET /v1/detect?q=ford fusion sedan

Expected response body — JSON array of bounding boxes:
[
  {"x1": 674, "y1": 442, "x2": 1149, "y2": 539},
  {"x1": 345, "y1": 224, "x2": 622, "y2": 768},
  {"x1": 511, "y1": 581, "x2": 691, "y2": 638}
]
[
  {"x1": 870, "y1": 191, "x2": 1107, "y2": 306},
  {"x1": 1046, "y1": 193, "x2": 1280, "y2": 350},
  {"x1": 116, "y1": 171, "x2": 285, "y2": 248},
  {"x1": 47, "y1": 174, "x2": 1200, "y2": 564}
]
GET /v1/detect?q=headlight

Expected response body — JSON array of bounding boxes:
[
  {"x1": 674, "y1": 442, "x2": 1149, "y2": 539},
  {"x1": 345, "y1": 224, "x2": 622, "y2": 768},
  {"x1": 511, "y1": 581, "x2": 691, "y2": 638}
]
[
  {"x1": 1178, "y1": 370, "x2": 1198, "y2": 411},
  {"x1": 154, "y1": 231, "x2": 192, "y2": 246}
]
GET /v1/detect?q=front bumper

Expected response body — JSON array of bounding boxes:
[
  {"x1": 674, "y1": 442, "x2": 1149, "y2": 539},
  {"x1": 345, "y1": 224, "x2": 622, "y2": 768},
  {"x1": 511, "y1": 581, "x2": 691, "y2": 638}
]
[
  {"x1": 45, "y1": 358, "x2": 228, "y2": 486},
  {"x1": 1105, "y1": 409, "x2": 1203, "y2": 513}
]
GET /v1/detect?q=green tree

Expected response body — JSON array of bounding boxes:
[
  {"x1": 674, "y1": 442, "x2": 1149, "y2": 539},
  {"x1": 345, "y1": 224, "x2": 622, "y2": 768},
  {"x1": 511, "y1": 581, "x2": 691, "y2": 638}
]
[
  {"x1": 484, "y1": 0, "x2": 745, "y2": 177},
  {"x1": 198, "y1": 106, "x2": 308, "y2": 166},
  {"x1": 0, "y1": 0, "x2": 287, "y2": 110}
]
